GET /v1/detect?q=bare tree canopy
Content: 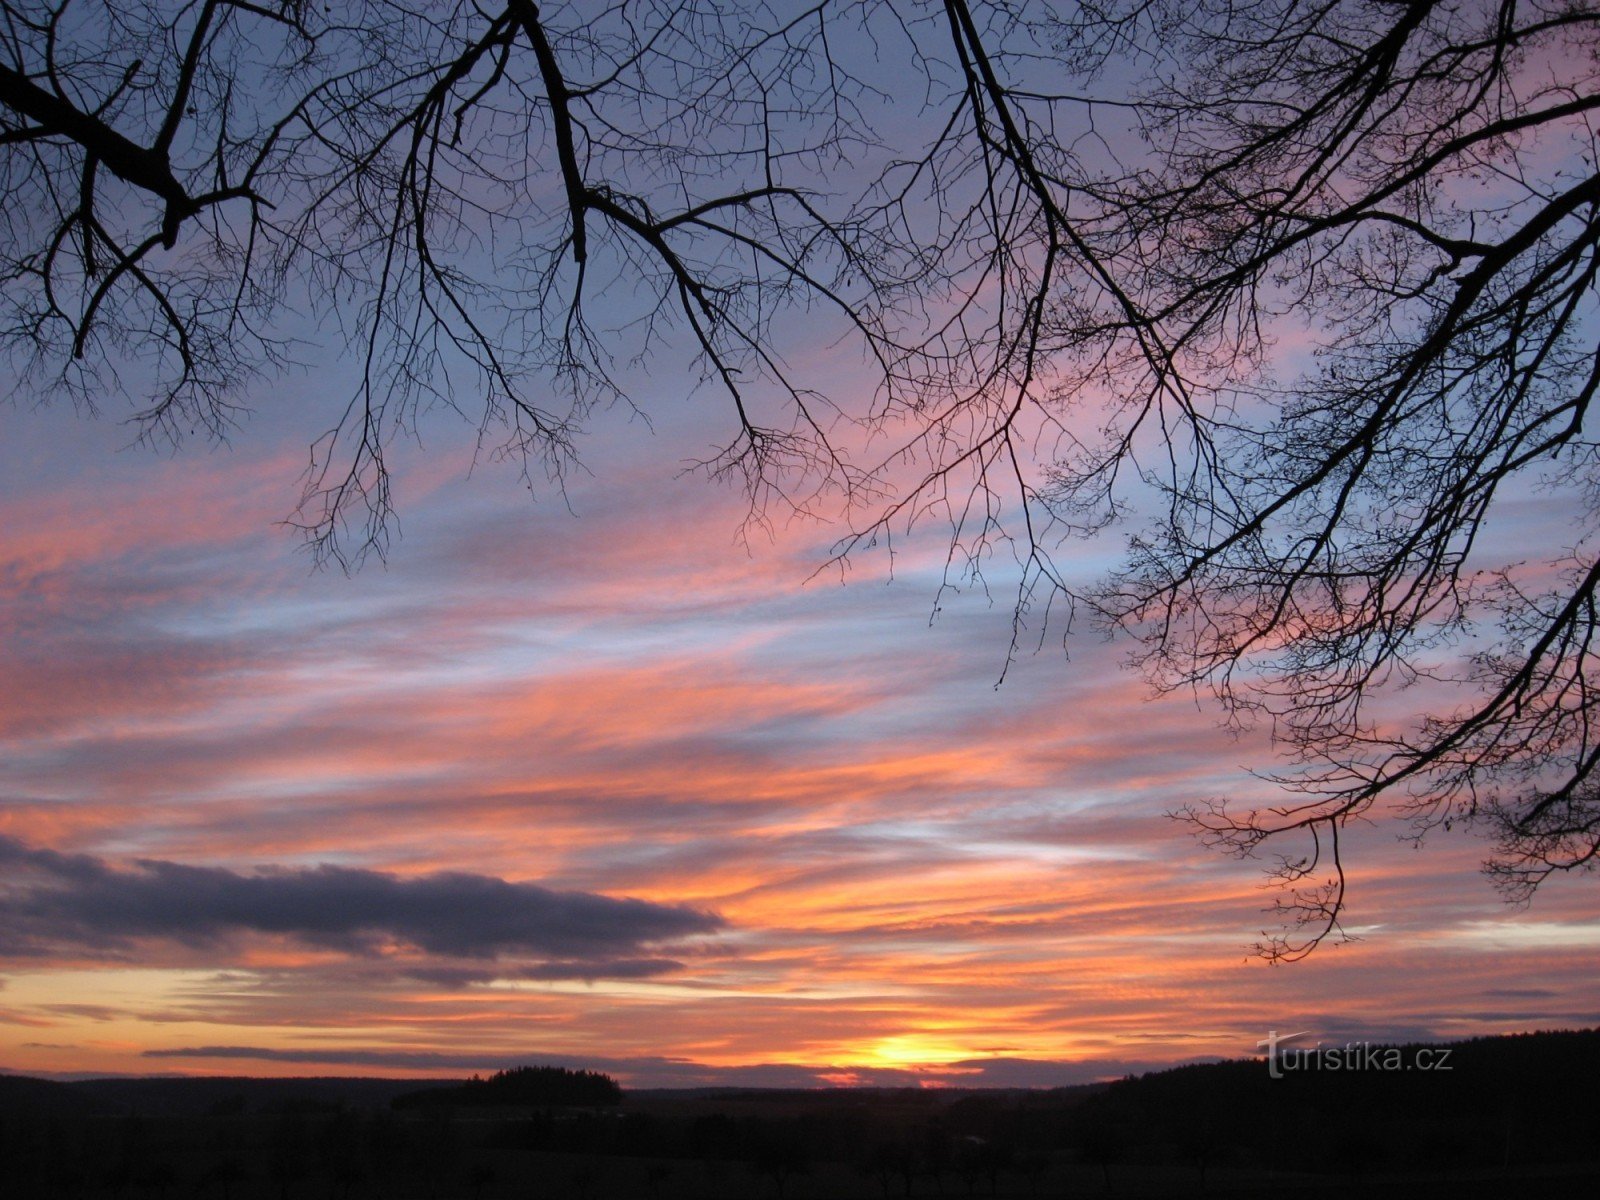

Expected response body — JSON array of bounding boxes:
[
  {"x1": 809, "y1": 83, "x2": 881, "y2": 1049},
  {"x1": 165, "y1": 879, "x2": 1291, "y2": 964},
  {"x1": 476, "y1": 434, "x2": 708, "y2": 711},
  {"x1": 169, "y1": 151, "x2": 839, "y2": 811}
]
[{"x1": 2, "y1": 0, "x2": 1597, "y2": 957}]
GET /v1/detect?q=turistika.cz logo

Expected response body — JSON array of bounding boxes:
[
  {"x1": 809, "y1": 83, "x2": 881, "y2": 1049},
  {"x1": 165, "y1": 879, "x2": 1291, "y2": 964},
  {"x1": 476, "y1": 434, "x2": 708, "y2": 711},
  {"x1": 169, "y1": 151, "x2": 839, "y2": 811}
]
[{"x1": 1256, "y1": 1030, "x2": 1454, "y2": 1079}]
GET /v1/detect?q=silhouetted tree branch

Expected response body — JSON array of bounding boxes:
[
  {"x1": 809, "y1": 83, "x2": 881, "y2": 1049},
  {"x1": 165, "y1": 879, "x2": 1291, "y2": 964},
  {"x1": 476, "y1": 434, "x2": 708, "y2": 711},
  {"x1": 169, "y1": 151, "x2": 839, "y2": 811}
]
[{"x1": 1031, "y1": 0, "x2": 1600, "y2": 957}]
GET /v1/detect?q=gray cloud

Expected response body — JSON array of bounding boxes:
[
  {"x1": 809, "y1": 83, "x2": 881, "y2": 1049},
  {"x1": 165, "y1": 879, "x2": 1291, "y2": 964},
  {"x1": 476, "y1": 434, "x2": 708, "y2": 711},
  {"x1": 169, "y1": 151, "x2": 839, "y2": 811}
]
[
  {"x1": 139, "y1": 1045, "x2": 1164, "y2": 1088},
  {"x1": 142, "y1": 1045, "x2": 556, "y2": 1070},
  {"x1": 401, "y1": 958, "x2": 690, "y2": 987},
  {"x1": 0, "y1": 837, "x2": 721, "y2": 970}
]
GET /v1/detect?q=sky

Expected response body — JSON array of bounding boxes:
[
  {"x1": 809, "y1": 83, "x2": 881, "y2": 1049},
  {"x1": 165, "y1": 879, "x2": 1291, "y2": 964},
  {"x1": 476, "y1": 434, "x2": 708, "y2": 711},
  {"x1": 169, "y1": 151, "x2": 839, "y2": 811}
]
[
  {"x1": 2, "y1": 0, "x2": 1598, "y2": 1090},
  {"x1": 2, "y1": 354, "x2": 1598, "y2": 1089}
]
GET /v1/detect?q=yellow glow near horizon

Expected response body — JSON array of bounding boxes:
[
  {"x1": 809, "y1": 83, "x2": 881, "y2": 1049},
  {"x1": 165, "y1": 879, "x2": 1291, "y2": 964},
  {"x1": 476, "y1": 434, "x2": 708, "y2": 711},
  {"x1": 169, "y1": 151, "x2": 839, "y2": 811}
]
[{"x1": 859, "y1": 1034, "x2": 977, "y2": 1068}]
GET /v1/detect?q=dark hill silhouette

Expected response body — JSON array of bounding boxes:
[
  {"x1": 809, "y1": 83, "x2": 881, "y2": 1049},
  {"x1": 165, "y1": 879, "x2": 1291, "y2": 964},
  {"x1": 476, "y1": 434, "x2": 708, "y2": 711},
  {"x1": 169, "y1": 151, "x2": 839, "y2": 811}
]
[
  {"x1": 1071, "y1": 1026, "x2": 1600, "y2": 1175},
  {"x1": 0, "y1": 1028, "x2": 1594, "y2": 1200},
  {"x1": 42, "y1": 1074, "x2": 444, "y2": 1116},
  {"x1": 0, "y1": 1072, "x2": 112, "y2": 1116}
]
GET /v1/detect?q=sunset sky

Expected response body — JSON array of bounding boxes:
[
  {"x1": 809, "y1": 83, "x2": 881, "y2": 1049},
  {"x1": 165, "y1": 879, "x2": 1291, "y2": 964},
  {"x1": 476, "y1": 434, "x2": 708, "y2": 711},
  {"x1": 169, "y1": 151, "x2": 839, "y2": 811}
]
[
  {"x1": 3, "y1": 335, "x2": 1597, "y2": 1087},
  {"x1": 2, "y1": 0, "x2": 1599, "y2": 1092}
]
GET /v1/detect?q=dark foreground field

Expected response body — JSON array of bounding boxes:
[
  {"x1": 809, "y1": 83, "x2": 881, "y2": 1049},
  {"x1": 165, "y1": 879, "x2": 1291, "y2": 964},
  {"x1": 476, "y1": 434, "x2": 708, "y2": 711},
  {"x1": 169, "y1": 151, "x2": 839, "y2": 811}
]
[{"x1": 3, "y1": 1029, "x2": 1597, "y2": 1199}]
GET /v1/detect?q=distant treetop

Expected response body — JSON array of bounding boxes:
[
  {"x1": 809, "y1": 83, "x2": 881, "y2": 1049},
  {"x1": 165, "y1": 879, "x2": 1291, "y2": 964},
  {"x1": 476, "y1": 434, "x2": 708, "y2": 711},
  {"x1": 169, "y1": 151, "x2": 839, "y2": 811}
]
[{"x1": 392, "y1": 1065, "x2": 622, "y2": 1111}]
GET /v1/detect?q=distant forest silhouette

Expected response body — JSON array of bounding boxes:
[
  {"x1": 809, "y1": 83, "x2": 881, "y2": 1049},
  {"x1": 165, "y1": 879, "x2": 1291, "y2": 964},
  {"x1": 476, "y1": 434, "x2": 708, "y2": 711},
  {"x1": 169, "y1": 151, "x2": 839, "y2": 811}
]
[{"x1": 392, "y1": 1066, "x2": 622, "y2": 1111}]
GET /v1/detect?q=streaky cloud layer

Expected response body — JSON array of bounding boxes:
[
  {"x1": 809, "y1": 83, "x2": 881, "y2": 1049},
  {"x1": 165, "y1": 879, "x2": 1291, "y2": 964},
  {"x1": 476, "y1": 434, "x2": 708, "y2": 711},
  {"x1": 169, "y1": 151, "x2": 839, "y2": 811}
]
[{"x1": 1, "y1": 396, "x2": 1597, "y2": 1082}]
